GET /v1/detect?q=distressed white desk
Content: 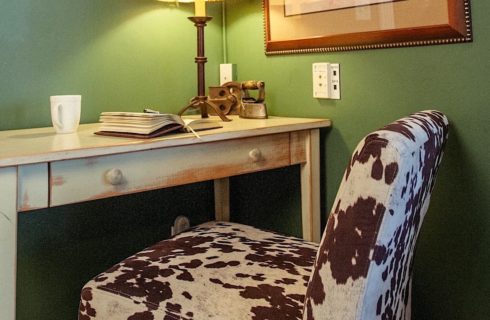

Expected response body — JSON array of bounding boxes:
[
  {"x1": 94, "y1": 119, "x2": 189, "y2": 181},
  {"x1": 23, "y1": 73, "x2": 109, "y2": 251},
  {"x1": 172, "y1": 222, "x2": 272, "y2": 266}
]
[{"x1": 0, "y1": 115, "x2": 330, "y2": 319}]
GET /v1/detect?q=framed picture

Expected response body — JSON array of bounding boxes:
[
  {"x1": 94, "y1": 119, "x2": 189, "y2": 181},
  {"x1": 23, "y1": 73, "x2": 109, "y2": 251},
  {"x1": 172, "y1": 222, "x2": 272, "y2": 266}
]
[{"x1": 264, "y1": 0, "x2": 472, "y2": 55}]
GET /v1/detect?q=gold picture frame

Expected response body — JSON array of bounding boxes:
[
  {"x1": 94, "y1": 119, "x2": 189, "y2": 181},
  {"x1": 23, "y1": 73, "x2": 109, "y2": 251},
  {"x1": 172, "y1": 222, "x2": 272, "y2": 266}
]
[{"x1": 264, "y1": 0, "x2": 472, "y2": 55}]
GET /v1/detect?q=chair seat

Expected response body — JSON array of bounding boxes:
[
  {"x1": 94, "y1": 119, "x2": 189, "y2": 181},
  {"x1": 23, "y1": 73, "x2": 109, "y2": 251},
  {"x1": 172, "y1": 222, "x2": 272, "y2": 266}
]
[{"x1": 79, "y1": 221, "x2": 318, "y2": 320}]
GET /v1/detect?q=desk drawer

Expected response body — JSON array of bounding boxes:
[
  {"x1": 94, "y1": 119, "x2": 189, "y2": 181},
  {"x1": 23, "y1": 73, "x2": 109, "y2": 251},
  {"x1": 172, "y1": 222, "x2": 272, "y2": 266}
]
[{"x1": 50, "y1": 133, "x2": 290, "y2": 206}]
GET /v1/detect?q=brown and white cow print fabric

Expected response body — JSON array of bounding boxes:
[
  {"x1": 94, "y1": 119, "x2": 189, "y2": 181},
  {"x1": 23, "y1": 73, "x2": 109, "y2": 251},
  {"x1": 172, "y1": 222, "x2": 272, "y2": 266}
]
[
  {"x1": 79, "y1": 110, "x2": 448, "y2": 320},
  {"x1": 303, "y1": 110, "x2": 448, "y2": 320},
  {"x1": 79, "y1": 222, "x2": 318, "y2": 320}
]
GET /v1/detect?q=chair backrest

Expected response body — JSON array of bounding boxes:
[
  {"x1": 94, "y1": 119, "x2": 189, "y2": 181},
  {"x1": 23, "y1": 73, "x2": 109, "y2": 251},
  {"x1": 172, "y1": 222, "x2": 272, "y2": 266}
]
[{"x1": 303, "y1": 110, "x2": 449, "y2": 320}]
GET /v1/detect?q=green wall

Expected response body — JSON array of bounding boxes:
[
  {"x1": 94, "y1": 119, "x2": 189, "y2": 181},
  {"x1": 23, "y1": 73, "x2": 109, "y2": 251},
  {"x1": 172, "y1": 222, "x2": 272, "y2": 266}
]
[
  {"x1": 0, "y1": 0, "x2": 223, "y2": 129},
  {"x1": 1, "y1": 0, "x2": 489, "y2": 319},
  {"x1": 1, "y1": 1, "x2": 222, "y2": 319},
  {"x1": 226, "y1": 1, "x2": 490, "y2": 319}
]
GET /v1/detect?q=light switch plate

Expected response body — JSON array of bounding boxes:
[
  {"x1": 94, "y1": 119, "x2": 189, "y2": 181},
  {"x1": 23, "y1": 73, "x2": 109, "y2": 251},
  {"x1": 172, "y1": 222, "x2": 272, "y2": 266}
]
[
  {"x1": 329, "y1": 63, "x2": 341, "y2": 100},
  {"x1": 220, "y1": 64, "x2": 237, "y2": 85},
  {"x1": 312, "y1": 62, "x2": 341, "y2": 100}
]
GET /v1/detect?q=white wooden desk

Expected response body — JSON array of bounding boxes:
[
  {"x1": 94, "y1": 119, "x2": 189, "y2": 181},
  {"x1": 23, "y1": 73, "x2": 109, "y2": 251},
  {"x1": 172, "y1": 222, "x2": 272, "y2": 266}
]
[{"x1": 0, "y1": 115, "x2": 331, "y2": 319}]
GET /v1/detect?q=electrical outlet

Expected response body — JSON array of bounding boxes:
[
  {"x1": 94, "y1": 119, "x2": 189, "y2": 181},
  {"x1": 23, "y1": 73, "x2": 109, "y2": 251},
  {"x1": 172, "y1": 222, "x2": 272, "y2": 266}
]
[
  {"x1": 171, "y1": 215, "x2": 190, "y2": 236},
  {"x1": 312, "y1": 62, "x2": 341, "y2": 100},
  {"x1": 313, "y1": 63, "x2": 329, "y2": 99}
]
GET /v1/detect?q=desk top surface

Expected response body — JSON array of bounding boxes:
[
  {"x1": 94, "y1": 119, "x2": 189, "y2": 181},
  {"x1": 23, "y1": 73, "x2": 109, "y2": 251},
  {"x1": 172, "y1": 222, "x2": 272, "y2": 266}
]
[{"x1": 0, "y1": 116, "x2": 331, "y2": 167}]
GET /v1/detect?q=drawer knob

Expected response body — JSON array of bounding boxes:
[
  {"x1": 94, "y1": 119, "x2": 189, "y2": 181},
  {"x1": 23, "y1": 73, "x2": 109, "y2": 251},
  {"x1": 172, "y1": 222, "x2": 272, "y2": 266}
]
[
  {"x1": 248, "y1": 148, "x2": 262, "y2": 162},
  {"x1": 105, "y1": 168, "x2": 124, "y2": 185}
]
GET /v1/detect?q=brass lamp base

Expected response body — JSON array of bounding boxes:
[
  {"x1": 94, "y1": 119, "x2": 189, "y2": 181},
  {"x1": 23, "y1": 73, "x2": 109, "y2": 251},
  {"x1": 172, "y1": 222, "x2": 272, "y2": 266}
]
[
  {"x1": 178, "y1": 16, "x2": 231, "y2": 122},
  {"x1": 179, "y1": 96, "x2": 231, "y2": 122}
]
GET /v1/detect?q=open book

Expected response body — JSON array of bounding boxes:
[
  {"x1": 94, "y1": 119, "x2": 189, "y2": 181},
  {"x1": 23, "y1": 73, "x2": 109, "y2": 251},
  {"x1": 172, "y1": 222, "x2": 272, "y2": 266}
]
[{"x1": 95, "y1": 112, "x2": 222, "y2": 139}]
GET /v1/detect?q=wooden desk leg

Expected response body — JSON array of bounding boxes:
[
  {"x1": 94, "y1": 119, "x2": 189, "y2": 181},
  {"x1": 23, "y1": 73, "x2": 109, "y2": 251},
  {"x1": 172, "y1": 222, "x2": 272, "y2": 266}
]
[
  {"x1": 300, "y1": 129, "x2": 321, "y2": 243},
  {"x1": 214, "y1": 178, "x2": 230, "y2": 221},
  {"x1": 0, "y1": 167, "x2": 18, "y2": 320}
]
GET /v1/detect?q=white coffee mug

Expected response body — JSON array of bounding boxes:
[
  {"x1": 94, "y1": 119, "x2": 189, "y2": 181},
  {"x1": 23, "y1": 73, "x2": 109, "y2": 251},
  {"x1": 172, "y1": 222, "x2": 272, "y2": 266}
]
[{"x1": 50, "y1": 95, "x2": 81, "y2": 134}]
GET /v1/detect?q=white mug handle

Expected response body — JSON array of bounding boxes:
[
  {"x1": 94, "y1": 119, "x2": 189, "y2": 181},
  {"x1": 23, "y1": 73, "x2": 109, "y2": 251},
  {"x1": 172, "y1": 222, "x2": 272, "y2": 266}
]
[{"x1": 54, "y1": 104, "x2": 64, "y2": 130}]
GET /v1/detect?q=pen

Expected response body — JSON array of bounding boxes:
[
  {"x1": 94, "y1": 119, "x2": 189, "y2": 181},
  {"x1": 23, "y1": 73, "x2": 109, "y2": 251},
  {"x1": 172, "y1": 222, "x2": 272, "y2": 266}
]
[{"x1": 143, "y1": 108, "x2": 160, "y2": 114}]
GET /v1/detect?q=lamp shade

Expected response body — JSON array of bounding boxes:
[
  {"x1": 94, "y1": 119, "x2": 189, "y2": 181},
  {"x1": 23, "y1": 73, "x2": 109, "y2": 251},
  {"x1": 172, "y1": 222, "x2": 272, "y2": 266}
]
[
  {"x1": 158, "y1": 0, "x2": 222, "y2": 16},
  {"x1": 157, "y1": 0, "x2": 222, "y2": 3}
]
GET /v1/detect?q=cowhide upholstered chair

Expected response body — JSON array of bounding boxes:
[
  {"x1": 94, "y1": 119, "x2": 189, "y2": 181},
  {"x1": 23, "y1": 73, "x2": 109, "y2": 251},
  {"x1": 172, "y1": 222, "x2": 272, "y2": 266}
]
[{"x1": 79, "y1": 110, "x2": 448, "y2": 320}]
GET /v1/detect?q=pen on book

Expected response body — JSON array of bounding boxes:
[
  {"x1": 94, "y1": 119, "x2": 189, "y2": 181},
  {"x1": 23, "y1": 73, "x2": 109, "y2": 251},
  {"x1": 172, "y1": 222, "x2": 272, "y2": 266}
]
[
  {"x1": 186, "y1": 125, "x2": 202, "y2": 140},
  {"x1": 144, "y1": 108, "x2": 160, "y2": 114}
]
